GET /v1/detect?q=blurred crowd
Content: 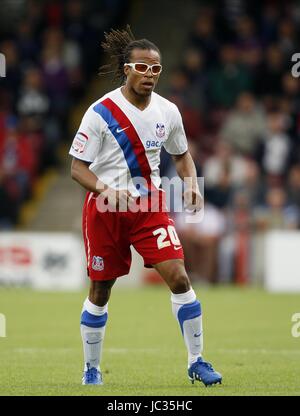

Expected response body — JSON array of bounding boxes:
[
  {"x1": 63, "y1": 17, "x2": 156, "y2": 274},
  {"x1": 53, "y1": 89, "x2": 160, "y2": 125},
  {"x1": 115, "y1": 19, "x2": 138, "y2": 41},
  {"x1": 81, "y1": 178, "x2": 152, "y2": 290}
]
[
  {"x1": 162, "y1": 1, "x2": 300, "y2": 285},
  {"x1": 0, "y1": 0, "x2": 128, "y2": 228}
]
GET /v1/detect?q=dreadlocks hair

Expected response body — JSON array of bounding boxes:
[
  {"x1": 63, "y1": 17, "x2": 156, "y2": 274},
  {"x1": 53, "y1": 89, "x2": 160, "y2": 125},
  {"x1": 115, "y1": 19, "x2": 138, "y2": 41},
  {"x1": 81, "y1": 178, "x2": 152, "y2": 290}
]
[{"x1": 99, "y1": 24, "x2": 161, "y2": 85}]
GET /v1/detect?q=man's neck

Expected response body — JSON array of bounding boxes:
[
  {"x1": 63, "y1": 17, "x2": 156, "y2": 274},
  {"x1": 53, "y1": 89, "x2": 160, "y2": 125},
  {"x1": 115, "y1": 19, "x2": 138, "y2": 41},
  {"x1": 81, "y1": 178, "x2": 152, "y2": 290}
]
[{"x1": 121, "y1": 86, "x2": 151, "y2": 111}]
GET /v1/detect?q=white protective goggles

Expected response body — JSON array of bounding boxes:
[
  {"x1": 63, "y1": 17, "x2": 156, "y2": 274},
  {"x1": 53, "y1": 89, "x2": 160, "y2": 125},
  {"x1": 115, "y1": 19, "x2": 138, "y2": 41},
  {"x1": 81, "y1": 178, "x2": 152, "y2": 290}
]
[{"x1": 124, "y1": 62, "x2": 162, "y2": 75}]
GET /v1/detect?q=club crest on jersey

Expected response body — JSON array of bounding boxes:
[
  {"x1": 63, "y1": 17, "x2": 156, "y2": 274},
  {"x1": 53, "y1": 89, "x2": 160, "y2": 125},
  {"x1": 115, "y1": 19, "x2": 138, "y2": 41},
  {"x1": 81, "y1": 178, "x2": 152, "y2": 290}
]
[
  {"x1": 156, "y1": 123, "x2": 165, "y2": 138},
  {"x1": 71, "y1": 132, "x2": 88, "y2": 154},
  {"x1": 92, "y1": 256, "x2": 104, "y2": 271}
]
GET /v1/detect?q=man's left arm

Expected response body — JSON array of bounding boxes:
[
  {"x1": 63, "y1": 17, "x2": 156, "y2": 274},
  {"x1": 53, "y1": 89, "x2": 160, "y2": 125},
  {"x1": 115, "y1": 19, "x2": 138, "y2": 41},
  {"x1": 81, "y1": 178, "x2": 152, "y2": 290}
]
[{"x1": 172, "y1": 150, "x2": 203, "y2": 211}]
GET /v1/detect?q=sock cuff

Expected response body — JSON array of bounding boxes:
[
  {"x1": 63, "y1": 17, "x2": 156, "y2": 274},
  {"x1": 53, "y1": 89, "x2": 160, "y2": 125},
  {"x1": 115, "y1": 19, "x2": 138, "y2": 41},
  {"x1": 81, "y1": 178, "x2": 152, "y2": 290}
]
[
  {"x1": 83, "y1": 298, "x2": 108, "y2": 316},
  {"x1": 171, "y1": 288, "x2": 197, "y2": 305},
  {"x1": 81, "y1": 310, "x2": 108, "y2": 328}
]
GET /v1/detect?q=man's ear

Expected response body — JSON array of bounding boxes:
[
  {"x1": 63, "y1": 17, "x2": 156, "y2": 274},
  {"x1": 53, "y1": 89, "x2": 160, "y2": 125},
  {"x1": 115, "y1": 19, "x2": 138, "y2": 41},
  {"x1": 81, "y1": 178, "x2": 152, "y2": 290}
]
[{"x1": 124, "y1": 65, "x2": 130, "y2": 78}]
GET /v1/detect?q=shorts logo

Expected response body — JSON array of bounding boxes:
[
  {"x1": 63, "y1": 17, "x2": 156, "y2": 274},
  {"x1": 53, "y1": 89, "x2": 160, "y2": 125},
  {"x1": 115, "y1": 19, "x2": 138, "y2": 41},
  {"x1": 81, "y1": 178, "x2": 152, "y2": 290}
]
[
  {"x1": 92, "y1": 256, "x2": 104, "y2": 271},
  {"x1": 156, "y1": 123, "x2": 165, "y2": 138},
  {"x1": 71, "y1": 132, "x2": 88, "y2": 153}
]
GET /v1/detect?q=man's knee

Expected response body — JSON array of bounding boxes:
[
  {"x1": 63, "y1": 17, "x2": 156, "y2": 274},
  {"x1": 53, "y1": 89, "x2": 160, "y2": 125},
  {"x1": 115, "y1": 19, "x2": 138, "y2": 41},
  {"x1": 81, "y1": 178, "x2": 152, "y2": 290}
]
[
  {"x1": 169, "y1": 268, "x2": 191, "y2": 294},
  {"x1": 89, "y1": 279, "x2": 116, "y2": 306}
]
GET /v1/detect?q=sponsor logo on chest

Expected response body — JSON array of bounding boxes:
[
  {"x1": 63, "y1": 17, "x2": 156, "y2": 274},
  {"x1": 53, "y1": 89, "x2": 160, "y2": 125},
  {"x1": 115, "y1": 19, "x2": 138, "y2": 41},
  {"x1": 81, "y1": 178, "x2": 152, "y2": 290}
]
[
  {"x1": 145, "y1": 139, "x2": 163, "y2": 149},
  {"x1": 145, "y1": 123, "x2": 166, "y2": 149}
]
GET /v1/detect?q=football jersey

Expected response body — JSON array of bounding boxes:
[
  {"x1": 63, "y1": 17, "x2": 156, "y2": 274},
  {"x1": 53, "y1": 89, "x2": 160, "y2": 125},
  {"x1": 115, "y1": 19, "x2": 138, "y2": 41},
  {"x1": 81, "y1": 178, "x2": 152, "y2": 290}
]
[{"x1": 69, "y1": 87, "x2": 188, "y2": 196}]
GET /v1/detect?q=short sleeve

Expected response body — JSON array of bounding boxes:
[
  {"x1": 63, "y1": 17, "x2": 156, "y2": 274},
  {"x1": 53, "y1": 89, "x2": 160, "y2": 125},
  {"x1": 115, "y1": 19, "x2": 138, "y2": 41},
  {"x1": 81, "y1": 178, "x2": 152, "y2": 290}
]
[
  {"x1": 163, "y1": 104, "x2": 188, "y2": 155},
  {"x1": 69, "y1": 106, "x2": 102, "y2": 162}
]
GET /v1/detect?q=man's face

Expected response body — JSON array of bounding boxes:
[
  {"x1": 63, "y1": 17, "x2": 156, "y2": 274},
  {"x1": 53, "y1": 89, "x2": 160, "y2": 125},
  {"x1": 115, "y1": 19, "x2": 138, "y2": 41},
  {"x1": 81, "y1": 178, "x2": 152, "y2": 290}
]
[{"x1": 124, "y1": 48, "x2": 161, "y2": 97}]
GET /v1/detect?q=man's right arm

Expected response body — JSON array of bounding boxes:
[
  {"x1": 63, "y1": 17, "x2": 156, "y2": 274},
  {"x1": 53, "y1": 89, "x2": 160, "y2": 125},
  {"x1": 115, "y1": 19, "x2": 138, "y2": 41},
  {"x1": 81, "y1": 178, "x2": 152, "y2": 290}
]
[
  {"x1": 71, "y1": 158, "x2": 107, "y2": 194},
  {"x1": 71, "y1": 158, "x2": 132, "y2": 207},
  {"x1": 69, "y1": 108, "x2": 132, "y2": 202}
]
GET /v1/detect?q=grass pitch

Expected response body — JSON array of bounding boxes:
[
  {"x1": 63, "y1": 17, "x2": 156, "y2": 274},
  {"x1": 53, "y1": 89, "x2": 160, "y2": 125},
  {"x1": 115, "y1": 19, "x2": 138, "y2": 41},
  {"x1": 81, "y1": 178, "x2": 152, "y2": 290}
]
[{"x1": 0, "y1": 285, "x2": 300, "y2": 396}]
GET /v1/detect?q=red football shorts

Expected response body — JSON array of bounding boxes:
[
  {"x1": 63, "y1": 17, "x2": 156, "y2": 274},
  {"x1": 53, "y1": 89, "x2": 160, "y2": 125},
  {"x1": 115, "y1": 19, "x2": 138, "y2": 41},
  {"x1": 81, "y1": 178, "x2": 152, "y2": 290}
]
[{"x1": 82, "y1": 190, "x2": 184, "y2": 281}]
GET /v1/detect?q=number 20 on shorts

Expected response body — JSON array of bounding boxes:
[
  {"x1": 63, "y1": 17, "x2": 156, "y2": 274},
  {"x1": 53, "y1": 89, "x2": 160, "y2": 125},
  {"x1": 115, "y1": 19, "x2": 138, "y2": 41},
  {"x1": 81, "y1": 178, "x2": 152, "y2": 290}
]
[{"x1": 153, "y1": 226, "x2": 181, "y2": 249}]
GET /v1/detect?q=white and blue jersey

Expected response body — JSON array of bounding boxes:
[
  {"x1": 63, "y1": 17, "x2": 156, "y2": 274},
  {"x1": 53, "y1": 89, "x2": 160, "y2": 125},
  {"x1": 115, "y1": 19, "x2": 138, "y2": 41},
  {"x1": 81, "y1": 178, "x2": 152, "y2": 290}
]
[{"x1": 69, "y1": 87, "x2": 188, "y2": 196}]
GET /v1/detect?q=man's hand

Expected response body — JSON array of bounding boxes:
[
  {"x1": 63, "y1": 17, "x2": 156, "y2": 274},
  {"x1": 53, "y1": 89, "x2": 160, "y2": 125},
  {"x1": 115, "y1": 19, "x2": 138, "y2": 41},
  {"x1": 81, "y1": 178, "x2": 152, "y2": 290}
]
[
  {"x1": 99, "y1": 186, "x2": 133, "y2": 211},
  {"x1": 183, "y1": 187, "x2": 203, "y2": 212},
  {"x1": 171, "y1": 152, "x2": 203, "y2": 212}
]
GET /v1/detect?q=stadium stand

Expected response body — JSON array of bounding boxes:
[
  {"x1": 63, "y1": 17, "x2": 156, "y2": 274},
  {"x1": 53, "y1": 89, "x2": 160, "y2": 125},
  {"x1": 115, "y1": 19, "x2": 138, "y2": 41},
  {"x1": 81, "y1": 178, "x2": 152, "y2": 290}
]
[
  {"x1": 0, "y1": 0, "x2": 130, "y2": 229},
  {"x1": 161, "y1": 1, "x2": 300, "y2": 284}
]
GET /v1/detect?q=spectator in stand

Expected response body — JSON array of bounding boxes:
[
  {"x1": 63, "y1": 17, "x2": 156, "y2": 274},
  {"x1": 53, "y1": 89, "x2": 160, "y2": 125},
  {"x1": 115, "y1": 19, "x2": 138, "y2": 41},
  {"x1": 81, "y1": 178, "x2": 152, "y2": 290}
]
[
  {"x1": 204, "y1": 140, "x2": 249, "y2": 188},
  {"x1": 62, "y1": 0, "x2": 99, "y2": 80},
  {"x1": 0, "y1": 116, "x2": 33, "y2": 205},
  {"x1": 281, "y1": 72, "x2": 300, "y2": 113},
  {"x1": 256, "y1": 111, "x2": 291, "y2": 185},
  {"x1": 234, "y1": 16, "x2": 260, "y2": 50},
  {"x1": 0, "y1": 40, "x2": 22, "y2": 102},
  {"x1": 254, "y1": 45, "x2": 285, "y2": 98},
  {"x1": 63, "y1": 0, "x2": 88, "y2": 46},
  {"x1": 277, "y1": 19, "x2": 298, "y2": 60},
  {"x1": 254, "y1": 187, "x2": 299, "y2": 231},
  {"x1": 176, "y1": 202, "x2": 226, "y2": 284},
  {"x1": 43, "y1": 26, "x2": 83, "y2": 99},
  {"x1": 260, "y1": 3, "x2": 280, "y2": 46},
  {"x1": 17, "y1": 66, "x2": 50, "y2": 121},
  {"x1": 281, "y1": 72, "x2": 300, "y2": 162},
  {"x1": 0, "y1": 168, "x2": 18, "y2": 228},
  {"x1": 220, "y1": 92, "x2": 266, "y2": 157},
  {"x1": 208, "y1": 44, "x2": 253, "y2": 108},
  {"x1": 187, "y1": 10, "x2": 219, "y2": 68},
  {"x1": 181, "y1": 48, "x2": 208, "y2": 111},
  {"x1": 203, "y1": 140, "x2": 246, "y2": 208},
  {"x1": 252, "y1": 186, "x2": 299, "y2": 284},
  {"x1": 219, "y1": 189, "x2": 253, "y2": 284},
  {"x1": 167, "y1": 73, "x2": 204, "y2": 143},
  {"x1": 203, "y1": 144, "x2": 264, "y2": 210},
  {"x1": 40, "y1": 30, "x2": 70, "y2": 136},
  {"x1": 26, "y1": 0, "x2": 47, "y2": 39},
  {"x1": 286, "y1": 165, "x2": 300, "y2": 210},
  {"x1": 15, "y1": 19, "x2": 40, "y2": 64},
  {"x1": 16, "y1": 66, "x2": 60, "y2": 169},
  {"x1": 234, "y1": 15, "x2": 262, "y2": 72},
  {"x1": 231, "y1": 158, "x2": 265, "y2": 208},
  {"x1": 18, "y1": 115, "x2": 44, "y2": 177},
  {"x1": 168, "y1": 68, "x2": 192, "y2": 106}
]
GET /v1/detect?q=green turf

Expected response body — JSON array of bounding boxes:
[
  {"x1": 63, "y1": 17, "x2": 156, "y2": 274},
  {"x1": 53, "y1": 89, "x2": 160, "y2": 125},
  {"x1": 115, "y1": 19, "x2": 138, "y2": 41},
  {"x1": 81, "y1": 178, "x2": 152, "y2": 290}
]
[{"x1": 0, "y1": 285, "x2": 300, "y2": 396}]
